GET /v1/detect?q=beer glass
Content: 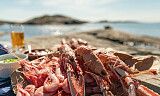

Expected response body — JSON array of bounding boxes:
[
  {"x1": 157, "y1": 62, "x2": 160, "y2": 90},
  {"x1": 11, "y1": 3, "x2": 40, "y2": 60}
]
[{"x1": 10, "y1": 24, "x2": 25, "y2": 47}]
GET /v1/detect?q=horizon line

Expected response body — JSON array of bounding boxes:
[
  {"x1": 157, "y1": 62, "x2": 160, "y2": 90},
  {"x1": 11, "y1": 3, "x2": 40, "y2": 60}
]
[{"x1": 0, "y1": 14, "x2": 160, "y2": 23}]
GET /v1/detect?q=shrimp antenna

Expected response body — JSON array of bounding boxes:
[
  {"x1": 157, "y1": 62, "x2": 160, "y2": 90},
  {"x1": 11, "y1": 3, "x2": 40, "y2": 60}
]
[{"x1": 10, "y1": 53, "x2": 22, "y2": 60}]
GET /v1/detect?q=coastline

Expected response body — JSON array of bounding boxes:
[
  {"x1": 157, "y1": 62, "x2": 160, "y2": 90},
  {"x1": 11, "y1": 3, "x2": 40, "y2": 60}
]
[{"x1": 25, "y1": 29, "x2": 160, "y2": 58}]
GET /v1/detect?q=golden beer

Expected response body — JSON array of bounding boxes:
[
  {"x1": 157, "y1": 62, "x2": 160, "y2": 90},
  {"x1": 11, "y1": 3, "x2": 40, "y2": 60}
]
[
  {"x1": 11, "y1": 31, "x2": 25, "y2": 47},
  {"x1": 10, "y1": 24, "x2": 25, "y2": 47}
]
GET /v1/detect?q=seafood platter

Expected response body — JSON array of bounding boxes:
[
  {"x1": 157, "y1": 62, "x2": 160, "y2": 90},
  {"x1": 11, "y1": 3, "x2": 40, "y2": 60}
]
[{"x1": 10, "y1": 38, "x2": 160, "y2": 96}]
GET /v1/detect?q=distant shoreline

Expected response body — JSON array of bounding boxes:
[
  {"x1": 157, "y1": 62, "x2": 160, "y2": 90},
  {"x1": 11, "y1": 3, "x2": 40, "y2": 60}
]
[{"x1": 1, "y1": 14, "x2": 156, "y2": 25}]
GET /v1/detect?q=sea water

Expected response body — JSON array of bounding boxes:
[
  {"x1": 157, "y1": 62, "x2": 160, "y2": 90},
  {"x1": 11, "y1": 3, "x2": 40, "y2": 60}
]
[{"x1": 0, "y1": 22, "x2": 160, "y2": 41}]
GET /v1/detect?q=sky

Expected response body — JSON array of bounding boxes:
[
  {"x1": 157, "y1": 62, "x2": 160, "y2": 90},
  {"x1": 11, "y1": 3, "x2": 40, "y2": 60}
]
[{"x1": 0, "y1": 0, "x2": 160, "y2": 23}]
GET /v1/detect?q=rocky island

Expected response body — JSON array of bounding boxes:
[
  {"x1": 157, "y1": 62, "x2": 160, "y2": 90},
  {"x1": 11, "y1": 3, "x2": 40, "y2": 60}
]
[
  {"x1": 0, "y1": 21, "x2": 4, "y2": 25},
  {"x1": 0, "y1": 15, "x2": 87, "y2": 25},
  {"x1": 23, "y1": 15, "x2": 87, "y2": 25},
  {"x1": 97, "y1": 20, "x2": 140, "y2": 23},
  {"x1": 0, "y1": 15, "x2": 141, "y2": 25}
]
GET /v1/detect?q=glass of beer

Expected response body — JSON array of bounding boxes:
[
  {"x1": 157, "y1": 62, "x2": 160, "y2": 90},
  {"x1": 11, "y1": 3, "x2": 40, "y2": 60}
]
[{"x1": 10, "y1": 24, "x2": 25, "y2": 47}]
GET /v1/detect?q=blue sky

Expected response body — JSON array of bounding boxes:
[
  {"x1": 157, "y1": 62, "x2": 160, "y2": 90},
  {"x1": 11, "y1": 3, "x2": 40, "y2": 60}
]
[{"x1": 0, "y1": 0, "x2": 160, "y2": 22}]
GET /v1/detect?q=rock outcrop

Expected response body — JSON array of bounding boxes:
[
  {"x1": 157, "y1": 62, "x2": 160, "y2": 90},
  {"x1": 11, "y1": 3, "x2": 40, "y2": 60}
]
[{"x1": 23, "y1": 15, "x2": 87, "y2": 25}]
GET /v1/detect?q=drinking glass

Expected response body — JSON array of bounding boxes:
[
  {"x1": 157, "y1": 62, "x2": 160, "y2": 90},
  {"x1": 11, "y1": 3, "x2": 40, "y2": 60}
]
[{"x1": 10, "y1": 24, "x2": 25, "y2": 47}]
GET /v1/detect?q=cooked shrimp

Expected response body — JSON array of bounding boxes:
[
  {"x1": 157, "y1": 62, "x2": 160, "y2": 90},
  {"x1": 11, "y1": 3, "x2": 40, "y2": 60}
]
[
  {"x1": 34, "y1": 86, "x2": 54, "y2": 96},
  {"x1": 55, "y1": 67, "x2": 64, "y2": 83},
  {"x1": 43, "y1": 73, "x2": 60, "y2": 93},
  {"x1": 24, "y1": 85, "x2": 35, "y2": 96},
  {"x1": 61, "y1": 78, "x2": 70, "y2": 93},
  {"x1": 16, "y1": 84, "x2": 30, "y2": 96}
]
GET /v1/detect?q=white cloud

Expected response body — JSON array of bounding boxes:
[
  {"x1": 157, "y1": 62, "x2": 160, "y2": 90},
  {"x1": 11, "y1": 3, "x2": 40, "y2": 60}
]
[
  {"x1": 37, "y1": 0, "x2": 116, "y2": 21},
  {"x1": 1, "y1": 0, "x2": 159, "y2": 22},
  {"x1": 19, "y1": 0, "x2": 31, "y2": 4},
  {"x1": 0, "y1": 8, "x2": 40, "y2": 22},
  {"x1": 40, "y1": 0, "x2": 116, "y2": 9},
  {"x1": 42, "y1": 0, "x2": 115, "y2": 6}
]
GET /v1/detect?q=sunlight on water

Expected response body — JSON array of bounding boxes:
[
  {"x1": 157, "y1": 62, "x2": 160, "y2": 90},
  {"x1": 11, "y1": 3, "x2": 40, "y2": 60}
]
[{"x1": 0, "y1": 23, "x2": 160, "y2": 41}]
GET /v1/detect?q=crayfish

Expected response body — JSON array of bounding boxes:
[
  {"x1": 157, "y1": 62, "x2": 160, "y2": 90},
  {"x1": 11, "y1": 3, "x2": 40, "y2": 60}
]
[{"x1": 16, "y1": 38, "x2": 159, "y2": 96}]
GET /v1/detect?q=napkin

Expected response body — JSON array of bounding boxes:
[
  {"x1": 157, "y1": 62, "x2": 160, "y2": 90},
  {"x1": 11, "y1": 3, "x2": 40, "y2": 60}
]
[
  {"x1": 0, "y1": 78, "x2": 14, "y2": 95},
  {"x1": 0, "y1": 44, "x2": 10, "y2": 55}
]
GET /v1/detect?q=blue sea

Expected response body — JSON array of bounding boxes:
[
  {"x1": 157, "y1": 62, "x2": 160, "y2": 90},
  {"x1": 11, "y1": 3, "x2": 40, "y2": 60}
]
[{"x1": 0, "y1": 22, "x2": 160, "y2": 41}]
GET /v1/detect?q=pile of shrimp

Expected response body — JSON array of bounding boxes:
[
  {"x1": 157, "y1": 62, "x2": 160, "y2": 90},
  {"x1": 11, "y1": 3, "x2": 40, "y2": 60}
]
[
  {"x1": 16, "y1": 38, "x2": 89, "y2": 96},
  {"x1": 17, "y1": 56, "x2": 70, "y2": 96},
  {"x1": 15, "y1": 38, "x2": 159, "y2": 96}
]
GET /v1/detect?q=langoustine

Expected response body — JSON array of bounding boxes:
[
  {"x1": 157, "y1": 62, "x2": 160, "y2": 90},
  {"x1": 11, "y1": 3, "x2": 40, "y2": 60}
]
[
  {"x1": 15, "y1": 38, "x2": 159, "y2": 96},
  {"x1": 59, "y1": 39, "x2": 85, "y2": 96},
  {"x1": 75, "y1": 45, "x2": 159, "y2": 96}
]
